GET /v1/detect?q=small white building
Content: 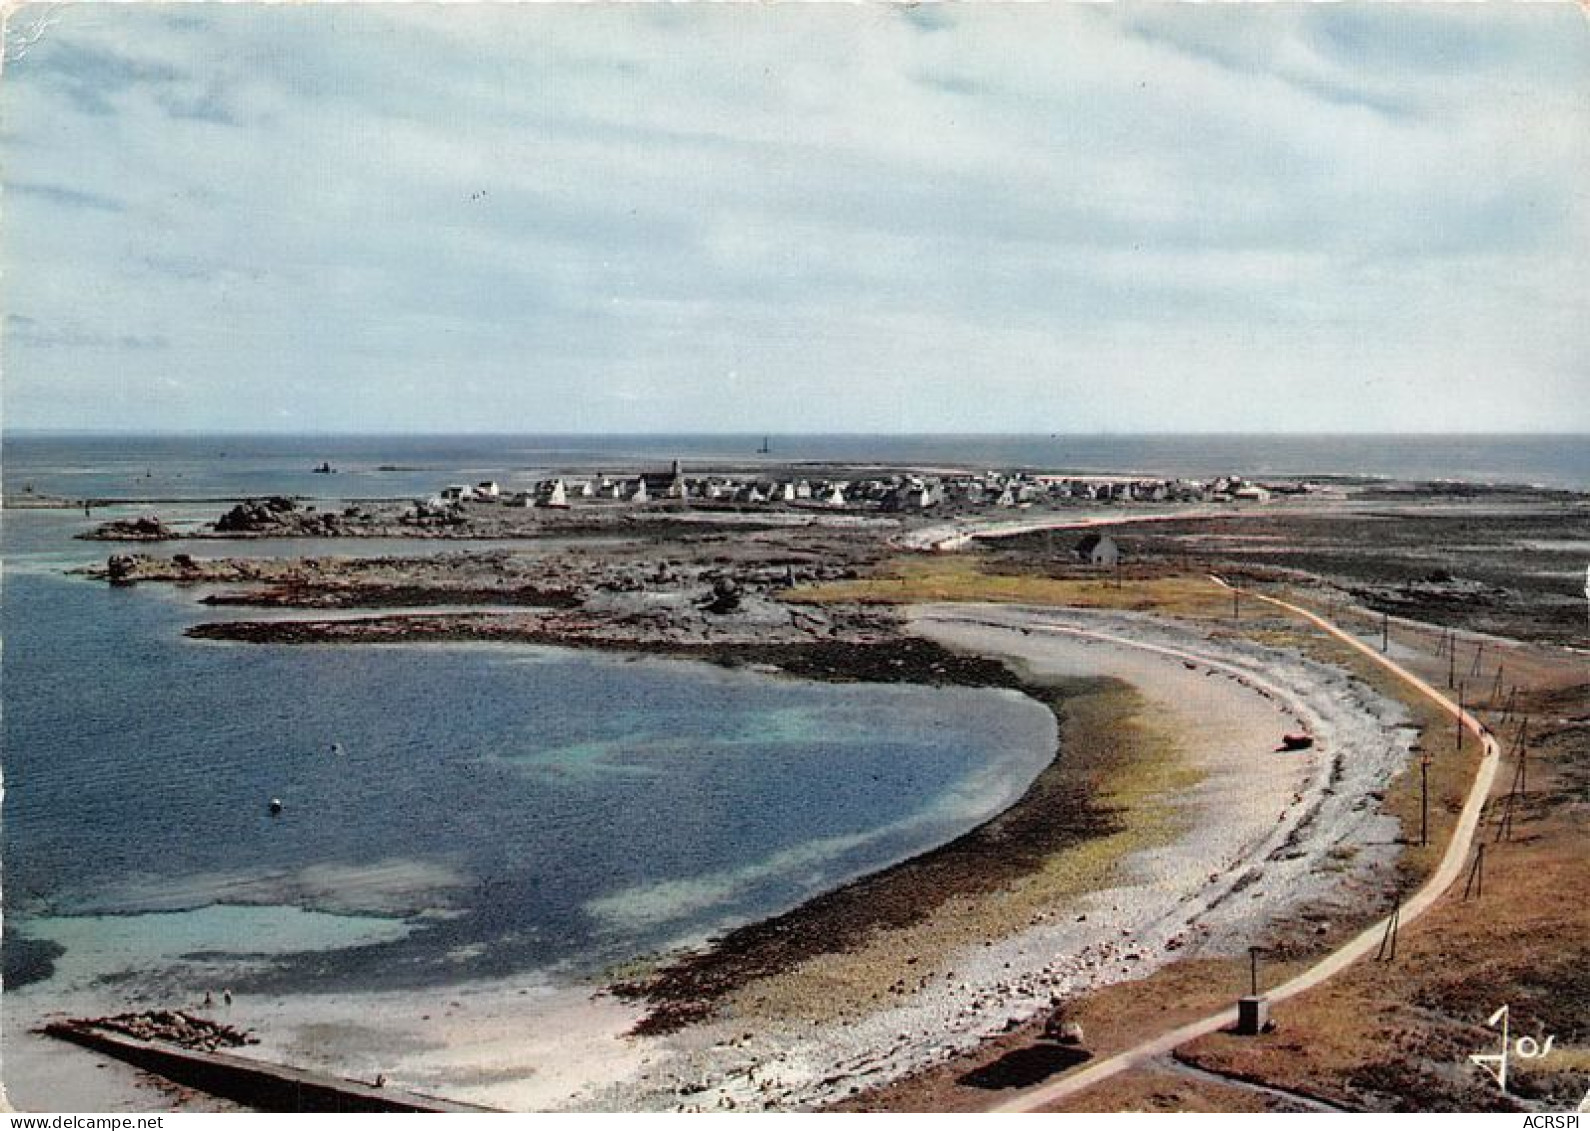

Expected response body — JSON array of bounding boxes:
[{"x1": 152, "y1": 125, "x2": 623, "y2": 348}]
[
  {"x1": 1076, "y1": 533, "x2": 1121, "y2": 567},
  {"x1": 539, "y1": 479, "x2": 569, "y2": 508}
]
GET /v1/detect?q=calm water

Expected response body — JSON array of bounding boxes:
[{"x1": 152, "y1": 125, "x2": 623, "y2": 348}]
[
  {"x1": 1, "y1": 505, "x2": 1055, "y2": 998},
  {"x1": 5, "y1": 432, "x2": 1589, "y2": 499}
]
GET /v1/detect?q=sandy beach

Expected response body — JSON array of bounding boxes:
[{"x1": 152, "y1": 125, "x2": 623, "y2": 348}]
[{"x1": 580, "y1": 605, "x2": 1411, "y2": 1111}]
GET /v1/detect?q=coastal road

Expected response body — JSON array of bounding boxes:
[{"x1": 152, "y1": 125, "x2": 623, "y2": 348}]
[{"x1": 989, "y1": 577, "x2": 1503, "y2": 1113}]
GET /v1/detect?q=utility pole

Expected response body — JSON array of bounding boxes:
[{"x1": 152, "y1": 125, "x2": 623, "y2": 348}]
[
  {"x1": 1381, "y1": 611, "x2": 1389, "y2": 654},
  {"x1": 1377, "y1": 894, "x2": 1402, "y2": 962},
  {"x1": 1456, "y1": 683, "x2": 1466, "y2": 753},
  {"x1": 1448, "y1": 640, "x2": 1456, "y2": 689},
  {"x1": 1232, "y1": 586, "x2": 1240, "y2": 621},
  {"x1": 1464, "y1": 843, "x2": 1486, "y2": 900},
  {"x1": 1495, "y1": 791, "x2": 1516, "y2": 844},
  {"x1": 1470, "y1": 642, "x2": 1486, "y2": 679}
]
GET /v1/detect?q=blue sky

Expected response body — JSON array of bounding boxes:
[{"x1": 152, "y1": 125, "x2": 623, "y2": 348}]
[{"x1": 3, "y1": 2, "x2": 1587, "y2": 434}]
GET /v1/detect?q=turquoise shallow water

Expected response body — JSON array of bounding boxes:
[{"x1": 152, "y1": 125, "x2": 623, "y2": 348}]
[{"x1": 1, "y1": 506, "x2": 1056, "y2": 998}]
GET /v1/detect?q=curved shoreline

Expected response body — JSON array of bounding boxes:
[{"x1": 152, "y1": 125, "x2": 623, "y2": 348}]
[
  {"x1": 607, "y1": 670, "x2": 1134, "y2": 1035},
  {"x1": 12, "y1": 599, "x2": 1416, "y2": 1114},
  {"x1": 579, "y1": 604, "x2": 1413, "y2": 1111}
]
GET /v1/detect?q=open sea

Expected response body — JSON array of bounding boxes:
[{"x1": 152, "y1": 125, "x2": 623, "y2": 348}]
[
  {"x1": 0, "y1": 431, "x2": 1582, "y2": 1012},
  {"x1": 5, "y1": 432, "x2": 1589, "y2": 500}
]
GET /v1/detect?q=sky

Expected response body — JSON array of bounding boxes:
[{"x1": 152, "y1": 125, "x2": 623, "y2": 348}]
[{"x1": 2, "y1": 2, "x2": 1588, "y2": 435}]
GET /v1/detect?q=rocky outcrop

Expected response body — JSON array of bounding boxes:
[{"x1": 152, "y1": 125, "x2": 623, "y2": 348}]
[
  {"x1": 215, "y1": 497, "x2": 304, "y2": 533},
  {"x1": 701, "y1": 577, "x2": 743, "y2": 614},
  {"x1": 81, "y1": 515, "x2": 179, "y2": 541},
  {"x1": 65, "y1": 1010, "x2": 257, "y2": 1053}
]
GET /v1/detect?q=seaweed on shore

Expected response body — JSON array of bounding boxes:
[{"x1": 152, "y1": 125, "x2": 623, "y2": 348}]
[
  {"x1": 3, "y1": 931, "x2": 66, "y2": 991},
  {"x1": 605, "y1": 647, "x2": 1127, "y2": 1035},
  {"x1": 199, "y1": 583, "x2": 581, "y2": 610}
]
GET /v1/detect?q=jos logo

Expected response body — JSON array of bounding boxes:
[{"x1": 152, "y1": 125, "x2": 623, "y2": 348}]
[{"x1": 1470, "y1": 1004, "x2": 1558, "y2": 1095}]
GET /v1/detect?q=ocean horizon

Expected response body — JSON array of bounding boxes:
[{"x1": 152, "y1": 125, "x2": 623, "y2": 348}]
[{"x1": 6, "y1": 431, "x2": 1588, "y2": 494}]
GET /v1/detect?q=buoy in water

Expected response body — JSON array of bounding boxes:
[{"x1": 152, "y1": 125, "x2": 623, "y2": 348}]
[{"x1": 268, "y1": 797, "x2": 284, "y2": 815}]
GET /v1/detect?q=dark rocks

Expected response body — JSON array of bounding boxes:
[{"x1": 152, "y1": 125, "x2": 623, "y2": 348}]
[
  {"x1": 81, "y1": 515, "x2": 178, "y2": 542},
  {"x1": 215, "y1": 497, "x2": 300, "y2": 533},
  {"x1": 702, "y1": 578, "x2": 743, "y2": 615},
  {"x1": 106, "y1": 554, "x2": 139, "y2": 583},
  {"x1": 63, "y1": 1010, "x2": 258, "y2": 1053}
]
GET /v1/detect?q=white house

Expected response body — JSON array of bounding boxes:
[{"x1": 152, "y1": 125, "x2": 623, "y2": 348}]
[
  {"x1": 1076, "y1": 533, "x2": 1121, "y2": 567},
  {"x1": 539, "y1": 479, "x2": 569, "y2": 508}
]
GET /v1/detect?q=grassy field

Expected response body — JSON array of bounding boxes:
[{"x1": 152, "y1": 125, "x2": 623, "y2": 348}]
[{"x1": 787, "y1": 555, "x2": 1234, "y2": 620}]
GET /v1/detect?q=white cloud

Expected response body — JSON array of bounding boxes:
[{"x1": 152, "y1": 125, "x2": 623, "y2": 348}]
[{"x1": 2, "y1": 2, "x2": 1586, "y2": 433}]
